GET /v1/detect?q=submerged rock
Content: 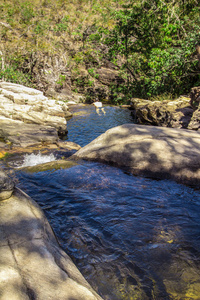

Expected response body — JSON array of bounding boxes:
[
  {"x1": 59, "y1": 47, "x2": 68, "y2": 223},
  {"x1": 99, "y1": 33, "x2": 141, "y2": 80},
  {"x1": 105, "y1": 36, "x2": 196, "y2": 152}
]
[
  {"x1": 19, "y1": 159, "x2": 78, "y2": 173},
  {"x1": 0, "y1": 170, "x2": 102, "y2": 300},
  {"x1": 73, "y1": 124, "x2": 200, "y2": 186}
]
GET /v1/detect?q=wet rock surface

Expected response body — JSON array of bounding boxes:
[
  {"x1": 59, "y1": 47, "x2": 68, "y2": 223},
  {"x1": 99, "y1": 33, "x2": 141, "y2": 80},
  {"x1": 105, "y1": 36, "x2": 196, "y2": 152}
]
[{"x1": 0, "y1": 170, "x2": 102, "y2": 300}]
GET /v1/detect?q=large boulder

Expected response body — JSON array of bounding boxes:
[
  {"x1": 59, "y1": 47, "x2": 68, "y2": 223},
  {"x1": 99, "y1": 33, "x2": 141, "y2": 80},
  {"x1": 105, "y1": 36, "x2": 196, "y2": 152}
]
[
  {"x1": 130, "y1": 96, "x2": 193, "y2": 129},
  {"x1": 0, "y1": 116, "x2": 81, "y2": 153},
  {"x1": 73, "y1": 124, "x2": 200, "y2": 186},
  {"x1": 0, "y1": 170, "x2": 102, "y2": 300},
  {"x1": 188, "y1": 109, "x2": 200, "y2": 131}
]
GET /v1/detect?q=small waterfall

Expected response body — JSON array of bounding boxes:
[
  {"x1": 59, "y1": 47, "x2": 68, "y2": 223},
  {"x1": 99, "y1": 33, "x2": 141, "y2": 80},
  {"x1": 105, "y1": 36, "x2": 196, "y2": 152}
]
[{"x1": 20, "y1": 152, "x2": 56, "y2": 168}]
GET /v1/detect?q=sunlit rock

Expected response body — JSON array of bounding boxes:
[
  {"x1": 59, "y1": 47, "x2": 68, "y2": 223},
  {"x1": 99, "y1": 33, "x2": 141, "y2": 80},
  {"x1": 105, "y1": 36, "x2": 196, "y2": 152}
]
[
  {"x1": 0, "y1": 82, "x2": 73, "y2": 149},
  {"x1": 67, "y1": 101, "x2": 77, "y2": 105},
  {"x1": 73, "y1": 124, "x2": 200, "y2": 185},
  {"x1": 92, "y1": 101, "x2": 103, "y2": 108},
  {"x1": 130, "y1": 96, "x2": 193, "y2": 129}
]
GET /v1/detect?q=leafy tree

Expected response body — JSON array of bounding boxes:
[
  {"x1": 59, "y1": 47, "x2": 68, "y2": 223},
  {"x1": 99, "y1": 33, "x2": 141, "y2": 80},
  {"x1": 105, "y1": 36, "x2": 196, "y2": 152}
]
[{"x1": 105, "y1": 0, "x2": 200, "y2": 100}]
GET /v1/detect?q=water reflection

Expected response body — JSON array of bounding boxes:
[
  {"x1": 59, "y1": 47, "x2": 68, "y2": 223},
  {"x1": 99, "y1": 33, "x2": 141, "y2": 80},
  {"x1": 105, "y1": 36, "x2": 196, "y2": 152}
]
[
  {"x1": 16, "y1": 161, "x2": 200, "y2": 299},
  {"x1": 95, "y1": 107, "x2": 106, "y2": 116}
]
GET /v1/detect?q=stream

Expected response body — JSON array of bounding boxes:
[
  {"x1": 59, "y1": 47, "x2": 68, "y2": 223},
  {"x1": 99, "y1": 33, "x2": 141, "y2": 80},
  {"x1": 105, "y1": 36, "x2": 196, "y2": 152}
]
[{"x1": 10, "y1": 105, "x2": 200, "y2": 299}]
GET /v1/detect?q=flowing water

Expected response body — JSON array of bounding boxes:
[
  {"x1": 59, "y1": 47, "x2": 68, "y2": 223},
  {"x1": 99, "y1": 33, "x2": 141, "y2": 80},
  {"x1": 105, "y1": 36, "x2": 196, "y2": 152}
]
[
  {"x1": 65, "y1": 105, "x2": 133, "y2": 146},
  {"x1": 20, "y1": 152, "x2": 56, "y2": 167},
  {"x1": 13, "y1": 105, "x2": 200, "y2": 299}
]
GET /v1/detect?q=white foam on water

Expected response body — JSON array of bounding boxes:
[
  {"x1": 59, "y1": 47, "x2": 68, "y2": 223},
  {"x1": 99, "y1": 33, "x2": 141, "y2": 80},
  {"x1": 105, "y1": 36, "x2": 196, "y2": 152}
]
[{"x1": 20, "y1": 152, "x2": 56, "y2": 167}]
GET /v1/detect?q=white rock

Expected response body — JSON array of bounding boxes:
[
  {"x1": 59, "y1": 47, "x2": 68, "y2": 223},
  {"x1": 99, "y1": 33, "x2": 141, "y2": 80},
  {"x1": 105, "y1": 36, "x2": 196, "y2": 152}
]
[
  {"x1": 67, "y1": 101, "x2": 77, "y2": 105},
  {"x1": 0, "y1": 82, "x2": 70, "y2": 135},
  {"x1": 93, "y1": 101, "x2": 102, "y2": 108},
  {"x1": 0, "y1": 82, "x2": 43, "y2": 95}
]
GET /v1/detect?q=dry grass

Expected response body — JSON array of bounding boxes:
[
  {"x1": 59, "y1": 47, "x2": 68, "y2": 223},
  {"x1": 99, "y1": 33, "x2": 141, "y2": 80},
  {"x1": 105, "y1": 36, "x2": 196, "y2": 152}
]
[{"x1": 0, "y1": 0, "x2": 126, "y2": 87}]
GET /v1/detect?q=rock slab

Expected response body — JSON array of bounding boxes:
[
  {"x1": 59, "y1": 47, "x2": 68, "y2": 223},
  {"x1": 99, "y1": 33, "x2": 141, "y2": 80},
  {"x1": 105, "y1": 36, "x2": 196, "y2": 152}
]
[
  {"x1": 0, "y1": 82, "x2": 76, "y2": 150},
  {"x1": 0, "y1": 171, "x2": 102, "y2": 300},
  {"x1": 73, "y1": 124, "x2": 200, "y2": 186}
]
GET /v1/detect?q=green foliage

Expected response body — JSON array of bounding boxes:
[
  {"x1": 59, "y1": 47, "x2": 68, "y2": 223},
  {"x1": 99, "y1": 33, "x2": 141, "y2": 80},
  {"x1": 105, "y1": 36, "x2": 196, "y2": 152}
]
[
  {"x1": 54, "y1": 16, "x2": 69, "y2": 32},
  {"x1": 88, "y1": 33, "x2": 101, "y2": 42},
  {"x1": 0, "y1": 66, "x2": 33, "y2": 86},
  {"x1": 0, "y1": 52, "x2": 34, "y2": 87},
  {"x1": 34, "y1": 20, "x2": 50, "y2": 35},
  {"x1": 20, "y1": 2, "x2": 35, "y2": 24},
  {"x1": 88, "y1": 68, "x2": 99, "y2": 78},
  {"x1": 1, "y1": 0, "x2": 200, "y2": 104},
  {"x1": 56, "y1": 74, "x2": 66, "y2": 87},
  {"x1": 106, "y1": 0, "x2": 200, "y2": 100},
  {"x1": 72, "y1": 75, "x2": 94, "y2": 92}
]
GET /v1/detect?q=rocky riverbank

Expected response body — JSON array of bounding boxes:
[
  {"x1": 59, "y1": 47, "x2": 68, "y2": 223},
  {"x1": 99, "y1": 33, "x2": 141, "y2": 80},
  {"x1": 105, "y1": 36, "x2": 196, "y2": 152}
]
[
  {"x1": 0, "y1": 81, "x2": 80, "y2": 153},
  {"x1": 0, "y1": 170, "x2": 102, "y2": 300},
  {"x1": 130, "y1": 87, "x2": 200, "y2": 130}
]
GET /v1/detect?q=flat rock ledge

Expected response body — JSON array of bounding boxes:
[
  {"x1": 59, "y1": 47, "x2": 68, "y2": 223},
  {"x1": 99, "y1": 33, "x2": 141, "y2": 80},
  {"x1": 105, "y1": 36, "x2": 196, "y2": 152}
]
[
  {"x1": 73, "y1": 124, "x2": 200, "y2": 186},
  {"x1": 0, "y1": 82, "x2": 73, "y2": 150},
  {"x1": 0, "y1": 170, "x2": 102, "y2": 300}
]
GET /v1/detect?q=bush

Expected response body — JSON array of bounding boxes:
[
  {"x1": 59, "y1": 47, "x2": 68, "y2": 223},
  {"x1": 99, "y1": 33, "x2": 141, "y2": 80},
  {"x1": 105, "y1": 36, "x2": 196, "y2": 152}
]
[{"x1": 0, "y1": 66, "x2": 33, "y2": 87}]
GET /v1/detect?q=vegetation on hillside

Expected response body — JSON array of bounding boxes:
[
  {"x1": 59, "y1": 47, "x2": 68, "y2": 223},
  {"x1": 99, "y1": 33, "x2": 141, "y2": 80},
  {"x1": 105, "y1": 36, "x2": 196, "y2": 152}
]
[
  {"x1": 0, "y1": 0, "x2": 120, "y2": 85},
  {"x1": 0, "y1": 0, "x2": 200, "y2": 103},
  {"x1": 106, "y1": 0, "x2": 200, "y2": 100}
]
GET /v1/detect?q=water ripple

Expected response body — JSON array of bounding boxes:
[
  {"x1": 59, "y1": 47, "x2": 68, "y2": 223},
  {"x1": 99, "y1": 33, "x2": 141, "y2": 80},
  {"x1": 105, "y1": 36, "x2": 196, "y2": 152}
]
[{"x1": 16, "y1": 161, "x2": 200, "y2": 299}]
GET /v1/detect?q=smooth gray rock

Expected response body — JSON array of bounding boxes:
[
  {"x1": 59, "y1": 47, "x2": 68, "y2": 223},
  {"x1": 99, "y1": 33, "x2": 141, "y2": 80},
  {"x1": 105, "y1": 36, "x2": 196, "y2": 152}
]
[
  {"x1": 0, "y1": 117, "x2": 58, "y2": 148},
  {"x1": 73, "y1": 124, "x2": 200, "y2": 186},
  {"x1": 0, "y1": 181, "x2": 102, "y2": 300}
]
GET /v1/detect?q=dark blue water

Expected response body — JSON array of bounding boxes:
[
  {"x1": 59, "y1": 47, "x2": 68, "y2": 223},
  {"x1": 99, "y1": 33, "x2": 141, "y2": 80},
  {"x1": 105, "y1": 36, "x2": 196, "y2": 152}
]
[
  {"x1": 65, "y1": 105, "x2": 133, "y2": 147},
  {"x1": 15, "y1": 106, "x2": 200, "y2": 299}
]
